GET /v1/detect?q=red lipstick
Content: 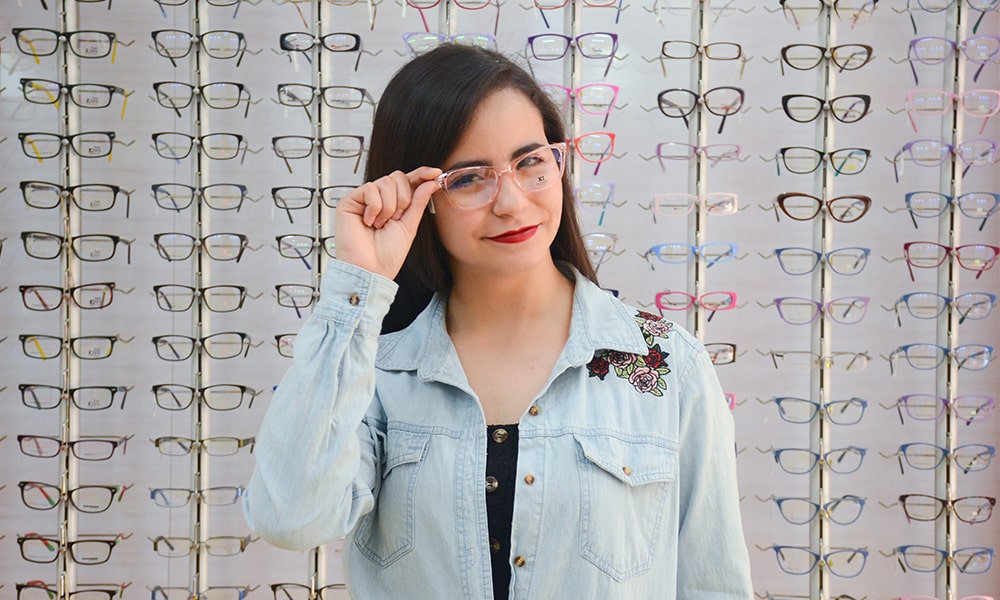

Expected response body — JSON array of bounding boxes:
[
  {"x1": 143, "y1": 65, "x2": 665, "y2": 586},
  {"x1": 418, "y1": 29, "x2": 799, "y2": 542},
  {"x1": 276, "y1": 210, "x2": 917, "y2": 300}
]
[{"x1": 488, "y1": 225, "x2": 538, "y2": 244}]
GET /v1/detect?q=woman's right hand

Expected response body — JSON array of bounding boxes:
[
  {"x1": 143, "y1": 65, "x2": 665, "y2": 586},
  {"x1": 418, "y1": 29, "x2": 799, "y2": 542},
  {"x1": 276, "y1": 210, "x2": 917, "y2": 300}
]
[{"x1": 334, "y1": 167, "x2": 442, "y2": 281}]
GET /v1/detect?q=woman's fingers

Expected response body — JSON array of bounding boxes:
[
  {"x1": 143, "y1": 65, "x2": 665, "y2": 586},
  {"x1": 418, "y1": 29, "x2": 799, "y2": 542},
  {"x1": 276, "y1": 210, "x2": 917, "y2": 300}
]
[
  {"x1": 334, "y1": 167, "x2": 442, "y2": 277},
  {"x1": 398, "y1": 177, "x2": 442, "y2": 231},
  {"x1": 363, "y1": 174, "x2": 400, "y2": 227},
  {"x1": 354, "y1": 168, "x2": 440, "y2": 228}
]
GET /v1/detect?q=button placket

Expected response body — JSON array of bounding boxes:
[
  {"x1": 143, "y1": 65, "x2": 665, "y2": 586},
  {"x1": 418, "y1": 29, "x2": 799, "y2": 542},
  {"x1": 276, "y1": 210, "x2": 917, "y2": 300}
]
[{"x1": 491, "y1": 428, "x2": 508, "y2": 444}]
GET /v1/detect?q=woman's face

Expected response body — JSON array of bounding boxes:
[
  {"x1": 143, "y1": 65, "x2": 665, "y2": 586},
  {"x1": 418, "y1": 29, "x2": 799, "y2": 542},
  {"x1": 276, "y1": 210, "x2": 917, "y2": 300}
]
[{"x1": 432, "y1": 88, "x2": 564, "y2": 282}]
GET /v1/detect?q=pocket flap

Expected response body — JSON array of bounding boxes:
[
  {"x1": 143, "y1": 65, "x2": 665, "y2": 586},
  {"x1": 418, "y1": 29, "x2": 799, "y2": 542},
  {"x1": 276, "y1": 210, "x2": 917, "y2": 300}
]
[
  {"x1": 575, "y1": 434, "x2": 677, "y2": 486},
  {"x1": 384, "y1": 429, "x2": 431, "y2": 474}
]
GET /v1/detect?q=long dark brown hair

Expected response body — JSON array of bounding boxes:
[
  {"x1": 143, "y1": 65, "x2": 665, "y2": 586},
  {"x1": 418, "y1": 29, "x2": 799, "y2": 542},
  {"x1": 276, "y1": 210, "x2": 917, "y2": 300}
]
[{"x1": 367, "y1": 44, "x2": 598, "y2": 333}]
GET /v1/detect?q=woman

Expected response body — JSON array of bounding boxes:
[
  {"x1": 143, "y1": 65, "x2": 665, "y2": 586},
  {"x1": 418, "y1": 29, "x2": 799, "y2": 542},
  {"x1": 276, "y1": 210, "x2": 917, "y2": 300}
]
[{"x1": 244, "y1": 44, "x2": 752, "y2": 599}]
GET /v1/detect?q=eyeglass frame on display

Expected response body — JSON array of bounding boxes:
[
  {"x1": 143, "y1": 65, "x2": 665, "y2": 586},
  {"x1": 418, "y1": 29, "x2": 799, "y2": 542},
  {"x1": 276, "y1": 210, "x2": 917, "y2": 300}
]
[
  {"x1": 17, "y1": 334, "x2": 133, "y2": 361},
  {"x1": 17, "y1": 481, "x2": 132, "y2": 513},
  {"x1": 763, "y1": 493, "x2": 867, "y2": 525},
  {"x1": 151, "y1": 332, "x2": 254, "y2": 361},
  {"x1": 640, "y1": 242, "x2": 742, "y2": 271},
  {"x1": 151, "y1": 29, "x2": 249, "y2": 67},
  {"x1": 904, "y1": 88, "x2": 1000, "y2": 134},
  {"x1": 890, "y1": 441, "x2": 995, "y2": 474},
  {"x1": 905, "y1": 35, "x2": 1000, "y2": 84},
  {"x1": 779, "y1": 93, "x2": 871, "y2": 124},
  {"x1": 152, "y1": 131, "x2": 249, "y2": 162},
  {"x1": 901, "y1": 190, "x2": 999, "y2": 231},
  {"x1": 19, "y1": 384, "x2": 131, "y2": 410},
  {"x1": 19, "y1": 282, "x2": 122, "y2": 311},
  {"x1": 889, "y1": 393, "x2": 996, "y2": 425},
  {"x1": 778, "y1": 43, "x2": 874, "y2": 75},
  {"x1": 18, "y1": 131, "x2": 118, "y2": 162},
  {"x1": 16, "y1": 533, "x2": 132, "y2": 565},
  {"x1": 151, "y1": 182, "x2": 251, "y2": 212},
  {"x1": 775, "y1": 146, "x2": 871, "y2": 176},
  {"x1": 16, "y1": 435, "x2": 134, "y2": 461},
  {"x1": 891, "y1": 138, "x2": 998, "y2": 183},
  {"x1": 889, "y1": 291, "x2": 997, "y2": 325},
  {"x1": 152, "y1": 284, "x2": 259, "y2": 313},
  {"x1": 20, "y1": 231, "x2": 134, "y2": 264},
  {"x1": 770, "y1": 295, "x2": 871, "y2": 326},
  {"x1": 149, "y1": 436, "x2": 256, "y2": 457},
  {"x1": 887, "y1": 342, "x2": 994, "y2": 374},
  {"x1": 12, "y1": 28, "x2": 118, "y2": 61},
  {"x1": 766, "y1": 246, "x2": 871, "y2": 276},
  {"x1": 525, "y1": 32, "x2": 619, "y2": 78},
  {"x1": 769, "y1": 396, "x2": 869, "y2": 425},
  {"x1": 773, "y1": 192, "x2": 871, "y2": 223},
  {"x1": 152, "y1": 232, "x2": 253, "y2": 263},
  {"x1": 892, "y1": 544, "x2": 995, "y2": 574},
  {"x1": 897, "y1": 493, "x2": 995, "y2": 524},
  {"x1": 19, "y1": 78, "x2": 130, "y2": 117},
  {"x1": 761, "y1": 349, "x2": 871, "y2": 371},
  {"x1": 151, "y1": 383, "x2": 260, "y2": 411},
  {"x1": 901, "y1": 241, "x2": 1000, "y2": 280},
  {"x1": 779, "y1": 0, "x2": 879, "y2": 30},
  {"x1": 152, "y1": 80, "x2": 252, "y2": 118},
  {"x1": 21, "y1": 181, "x2": 132, "y2": 216}
]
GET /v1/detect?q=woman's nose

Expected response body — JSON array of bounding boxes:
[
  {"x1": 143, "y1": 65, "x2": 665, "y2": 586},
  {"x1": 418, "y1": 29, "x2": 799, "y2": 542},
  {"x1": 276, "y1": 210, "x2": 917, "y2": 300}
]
[{"x1": 490, "y1": 171, "x2": 529, "y2": 215}]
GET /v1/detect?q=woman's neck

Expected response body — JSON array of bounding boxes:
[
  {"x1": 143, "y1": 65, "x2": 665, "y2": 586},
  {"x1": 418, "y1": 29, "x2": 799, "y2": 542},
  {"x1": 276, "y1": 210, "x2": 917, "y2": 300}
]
[{"x1": 445, "y1": 261, "x2": 574, "y2": 334}]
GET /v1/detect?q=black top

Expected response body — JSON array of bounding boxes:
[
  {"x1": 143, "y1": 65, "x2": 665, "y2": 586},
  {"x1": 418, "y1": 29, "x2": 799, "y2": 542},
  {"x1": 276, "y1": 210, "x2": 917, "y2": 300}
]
[{"x1": 485, "y1": 424, "x2": 519, "y2": 600}]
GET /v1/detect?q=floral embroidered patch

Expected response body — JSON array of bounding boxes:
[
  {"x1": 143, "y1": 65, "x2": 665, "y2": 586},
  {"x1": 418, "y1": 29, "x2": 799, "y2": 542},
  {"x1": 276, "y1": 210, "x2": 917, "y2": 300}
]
[{"x1": 586, "y1": 310, "x2": 672, "y2": 396}]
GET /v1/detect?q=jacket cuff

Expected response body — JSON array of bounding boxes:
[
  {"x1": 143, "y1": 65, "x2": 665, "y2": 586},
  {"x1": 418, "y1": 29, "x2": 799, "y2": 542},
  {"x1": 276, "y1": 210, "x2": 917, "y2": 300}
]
[{"x1": 313, "y1": 259, "x2": 399, "y2": 335}]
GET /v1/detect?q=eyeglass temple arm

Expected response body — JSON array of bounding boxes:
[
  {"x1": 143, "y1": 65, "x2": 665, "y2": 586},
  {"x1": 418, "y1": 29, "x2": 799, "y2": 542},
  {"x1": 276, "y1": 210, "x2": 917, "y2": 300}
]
[
  {"x1": 973, "y1": 61, "x2": 985, "y2": 83},
  {"x1": 641, "y1": 250, "x2": 658, "y2": 271},
  {"x1": 894, "y1": 400, "x2": 908, "y2": 425},
  {"x1": 972, "y1": 9, "x2": 987, "y2": 33}
]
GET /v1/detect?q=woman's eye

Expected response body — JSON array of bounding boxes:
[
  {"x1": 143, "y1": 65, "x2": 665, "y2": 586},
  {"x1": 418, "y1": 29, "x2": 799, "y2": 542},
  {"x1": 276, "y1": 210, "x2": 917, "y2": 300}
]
[
  {"x1": 449, "y1": 171, "x2": 486, "y2": 190},
  {"x1": 516, "y1": 154, "x2": 546, "y2": 170}
]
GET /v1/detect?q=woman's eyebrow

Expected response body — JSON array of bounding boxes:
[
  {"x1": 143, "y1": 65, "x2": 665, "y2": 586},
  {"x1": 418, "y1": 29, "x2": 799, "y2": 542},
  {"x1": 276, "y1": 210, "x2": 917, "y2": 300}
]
[{"x1": 442, "y1": 142, "x2": 546, "y2": 171}]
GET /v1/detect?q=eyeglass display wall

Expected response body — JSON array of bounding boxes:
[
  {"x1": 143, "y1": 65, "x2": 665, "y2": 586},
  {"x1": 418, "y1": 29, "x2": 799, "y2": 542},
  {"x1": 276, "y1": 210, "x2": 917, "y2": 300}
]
[{"x1": 0, "y1": 0, "x2": 997, "y2": 599}]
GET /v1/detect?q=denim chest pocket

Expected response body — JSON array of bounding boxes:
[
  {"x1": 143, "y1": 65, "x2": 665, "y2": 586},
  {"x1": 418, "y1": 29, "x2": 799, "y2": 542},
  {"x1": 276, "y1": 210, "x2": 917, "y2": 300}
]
[
  {"x1": 574, "y1": 433, "x2": 678, "y2": 581},
  {"x1": 354, "y1": 429, "x2": 432, "y2": 568}
]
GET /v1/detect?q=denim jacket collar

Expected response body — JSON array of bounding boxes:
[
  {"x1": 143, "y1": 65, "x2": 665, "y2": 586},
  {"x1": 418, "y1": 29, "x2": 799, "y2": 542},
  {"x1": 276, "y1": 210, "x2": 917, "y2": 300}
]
[{"x1": 375, "y1": 263, "x2": 650, "y2": 385}]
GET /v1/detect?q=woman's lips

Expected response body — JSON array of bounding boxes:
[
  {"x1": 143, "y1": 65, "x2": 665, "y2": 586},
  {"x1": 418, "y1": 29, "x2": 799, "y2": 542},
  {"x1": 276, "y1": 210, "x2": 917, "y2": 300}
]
[{"x1": 488, "y1": 225, "x2": 538, "y2": 244}]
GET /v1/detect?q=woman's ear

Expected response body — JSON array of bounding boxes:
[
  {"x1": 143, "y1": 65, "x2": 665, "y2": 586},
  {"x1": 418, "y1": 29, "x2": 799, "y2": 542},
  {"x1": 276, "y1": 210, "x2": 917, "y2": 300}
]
[{"x1": 428, "y1": 197, "x2": 436, "y2": 215}]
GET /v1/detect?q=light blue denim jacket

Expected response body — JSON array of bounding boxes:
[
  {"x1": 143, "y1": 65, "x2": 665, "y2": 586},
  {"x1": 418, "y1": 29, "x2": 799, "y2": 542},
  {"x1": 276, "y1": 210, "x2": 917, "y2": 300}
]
[{"x1": 244, "y1": 259, "x2": 753, "y2": 599}]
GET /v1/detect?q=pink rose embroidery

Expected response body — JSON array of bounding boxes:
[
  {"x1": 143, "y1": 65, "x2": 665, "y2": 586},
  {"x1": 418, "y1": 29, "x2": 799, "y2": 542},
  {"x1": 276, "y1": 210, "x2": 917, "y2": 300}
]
[{"x1": 586, "y1": 310, "x2": 672, "y2": 396}]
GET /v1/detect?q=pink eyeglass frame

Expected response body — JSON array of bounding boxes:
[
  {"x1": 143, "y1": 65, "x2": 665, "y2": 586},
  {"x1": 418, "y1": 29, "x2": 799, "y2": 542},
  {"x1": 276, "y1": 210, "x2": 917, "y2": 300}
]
[{"x1": 905, "y1": 88, "x2": 1000, "y2": 134}]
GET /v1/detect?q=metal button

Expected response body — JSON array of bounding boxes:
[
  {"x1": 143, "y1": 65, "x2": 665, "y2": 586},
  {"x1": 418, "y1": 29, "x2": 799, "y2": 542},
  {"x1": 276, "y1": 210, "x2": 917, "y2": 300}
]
[
  {"x1": 485, "y1": 476, "x2": 499, "y2": 493},
  {"x1": 528, "y1": 405, "x2": 540, "y2": 416},
  {"x1": 348, "y1": 293, "x2": 360, "y2": 306},
  {"x1": 622, "y1": 466, "x2": 632, "y2": 476},
  {"x1": 524, "y1": 474, "x2": 535, "y2": 485},
  {"x1": 514, "y1": 555, "x2": 526, "y2": 567},
  {"x1": 491, "y1": 428, "x2": 509, "y2": 444},
  {"x1": 490, "y1": 537, "x2": 501, "y2": 554}
]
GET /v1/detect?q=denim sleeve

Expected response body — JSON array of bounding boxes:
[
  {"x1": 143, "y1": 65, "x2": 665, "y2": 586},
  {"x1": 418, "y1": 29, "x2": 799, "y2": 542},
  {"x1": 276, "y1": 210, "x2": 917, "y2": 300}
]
[
  {"x1": 674, "y1": 337, "x2": 754, "y2": 598},
  {"x1": 243, "y1": 259, "x2": 398, "y2": 551}
]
